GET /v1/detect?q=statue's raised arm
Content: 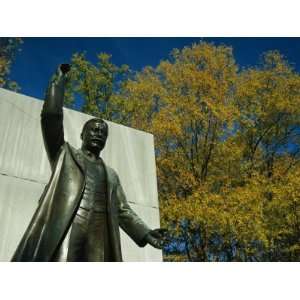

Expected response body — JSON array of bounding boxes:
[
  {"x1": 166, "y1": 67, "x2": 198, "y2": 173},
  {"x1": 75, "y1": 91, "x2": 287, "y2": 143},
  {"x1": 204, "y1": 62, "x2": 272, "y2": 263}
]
[{"x1": 41, "y1": 64, "x2": 70, "y2": 168}]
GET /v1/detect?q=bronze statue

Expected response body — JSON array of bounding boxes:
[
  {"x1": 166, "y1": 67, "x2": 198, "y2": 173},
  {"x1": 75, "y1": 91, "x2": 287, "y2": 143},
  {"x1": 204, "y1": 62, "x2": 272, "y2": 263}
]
[{"x1": 12, "y1": 64, "x2": 167, "y2": 262}]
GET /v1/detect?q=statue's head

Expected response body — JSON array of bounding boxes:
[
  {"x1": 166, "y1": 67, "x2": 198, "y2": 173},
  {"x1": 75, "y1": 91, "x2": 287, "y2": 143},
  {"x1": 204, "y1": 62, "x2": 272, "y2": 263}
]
[{"x1": 81, "y1": 118, "x2": 108, "y2": 153}]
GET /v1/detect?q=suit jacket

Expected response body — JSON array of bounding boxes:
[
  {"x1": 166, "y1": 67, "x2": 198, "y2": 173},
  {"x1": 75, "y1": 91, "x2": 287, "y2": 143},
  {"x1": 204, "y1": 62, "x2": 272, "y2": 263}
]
[{"x1": 12, "y1": 141, "x2": 151, "y2": 262}]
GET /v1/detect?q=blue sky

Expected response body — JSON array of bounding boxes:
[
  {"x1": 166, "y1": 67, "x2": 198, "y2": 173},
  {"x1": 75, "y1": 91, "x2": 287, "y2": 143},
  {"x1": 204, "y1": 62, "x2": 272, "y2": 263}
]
[{"x1": 9, "y1": 37, "x2": 300, "y2": 99}]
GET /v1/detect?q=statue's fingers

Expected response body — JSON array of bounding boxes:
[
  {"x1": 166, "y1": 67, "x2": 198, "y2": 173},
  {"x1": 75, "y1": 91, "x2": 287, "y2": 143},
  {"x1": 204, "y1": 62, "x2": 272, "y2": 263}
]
[
  {"x1": 151, "y1": 238, "x2": 162, "y2": 249},
  {"x1": 151, "y1": 229, "x2": 162, "y2": 238},
  {"x1": 157, "y1": 228, "x2": 168, "y2": 234},
  {"x1": 156, "y1": 240, "x2": 164, "y2": 249},
  {"x1": 153, "y1": 228, "x2": 168, "y2": 238}
]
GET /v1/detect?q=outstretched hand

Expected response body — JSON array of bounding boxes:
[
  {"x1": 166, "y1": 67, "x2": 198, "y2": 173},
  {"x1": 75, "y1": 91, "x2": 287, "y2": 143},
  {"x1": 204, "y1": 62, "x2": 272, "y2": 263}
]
[{"x1": 144, "y1": 228, "x2": 170, "y2": 249}]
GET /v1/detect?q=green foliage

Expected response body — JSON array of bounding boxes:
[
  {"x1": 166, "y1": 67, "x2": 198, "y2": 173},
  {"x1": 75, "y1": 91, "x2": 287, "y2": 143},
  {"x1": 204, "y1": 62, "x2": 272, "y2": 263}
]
[
  {"x1": 0, "y1": 37, "x2": 22, "y2": 91},
  {"x1": 65, "y1": 52, "x2": 129, "y2": 120}
]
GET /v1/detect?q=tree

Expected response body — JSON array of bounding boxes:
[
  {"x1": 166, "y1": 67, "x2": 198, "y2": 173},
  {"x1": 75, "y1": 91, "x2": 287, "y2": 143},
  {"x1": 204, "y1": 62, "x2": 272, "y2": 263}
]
[
  {"x1": 116, "y1": 43, "x2": 300, "y2": 261},
  {"x1": 0, "y1": 37, "x2": 22, "y2": 91},
  {"x1": 66, "y1": 42, "x2": 300, "y2": 261},
  {"x1": 235, "y1": 51, "x2": 300, "y2": 260},
  {"x1": 64, "y1": 52, "x2": 129, "y2": 120}
]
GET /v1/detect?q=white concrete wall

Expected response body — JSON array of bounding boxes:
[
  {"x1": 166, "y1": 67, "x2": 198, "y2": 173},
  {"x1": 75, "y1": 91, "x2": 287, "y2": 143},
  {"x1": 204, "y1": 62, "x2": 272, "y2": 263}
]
[{"x1": 0, "y1": 88, "x2": 162, "y2": 262}]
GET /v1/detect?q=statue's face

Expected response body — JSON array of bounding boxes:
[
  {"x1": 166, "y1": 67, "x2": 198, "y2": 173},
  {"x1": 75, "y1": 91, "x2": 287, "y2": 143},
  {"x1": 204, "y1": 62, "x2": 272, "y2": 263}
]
[{"x1": 81, "y1": 120, "x2": 108, "y2": 152}]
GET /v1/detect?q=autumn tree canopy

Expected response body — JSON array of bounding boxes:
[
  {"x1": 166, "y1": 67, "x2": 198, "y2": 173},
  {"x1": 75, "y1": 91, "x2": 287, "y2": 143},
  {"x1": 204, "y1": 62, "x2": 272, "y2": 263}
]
[{"x1": 65, "y1": 42, "x2": 300, "y2": 261}]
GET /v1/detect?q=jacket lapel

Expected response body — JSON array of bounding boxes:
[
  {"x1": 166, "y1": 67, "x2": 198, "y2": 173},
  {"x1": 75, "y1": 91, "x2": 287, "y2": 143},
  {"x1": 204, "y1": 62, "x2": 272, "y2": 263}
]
[
  {"x1": 101, "y1": 158, "x2": 113, "y2": 207},
  {"x1": 70, "y1": 147, "x2": 86, "y2": 174}
]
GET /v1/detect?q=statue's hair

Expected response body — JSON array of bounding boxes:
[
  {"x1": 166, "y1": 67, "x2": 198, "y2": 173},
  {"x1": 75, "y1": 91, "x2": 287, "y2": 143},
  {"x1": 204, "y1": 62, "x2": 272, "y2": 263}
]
[{"x1": 81, "y1": 118, "x2": 108, "y2": 137}]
